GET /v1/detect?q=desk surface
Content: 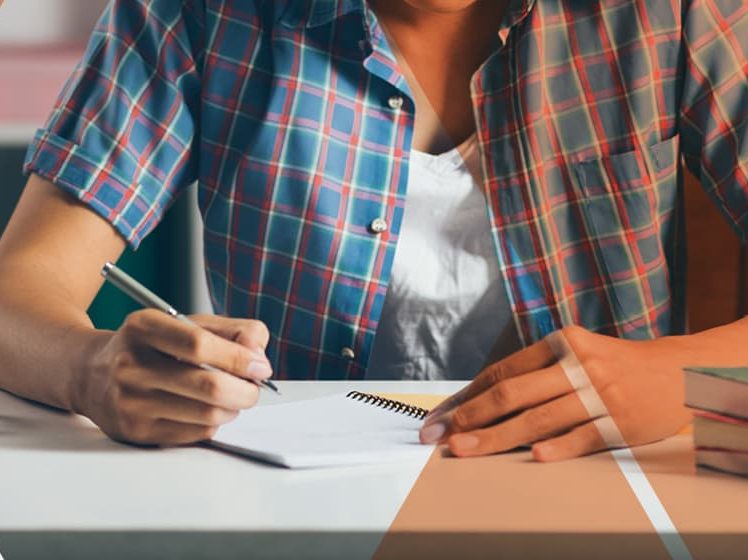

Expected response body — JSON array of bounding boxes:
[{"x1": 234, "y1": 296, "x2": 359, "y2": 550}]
[
  {"x1": 0, "y1": 381, "x2": 461, "y2": 559},
  {"x1": 3, "y1": 381, "x2": 748, "y2": 560}
]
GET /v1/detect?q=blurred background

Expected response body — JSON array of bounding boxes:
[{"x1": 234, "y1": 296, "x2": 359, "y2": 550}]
[
  {"x1": 0, "y1": 0, "x2": 211, "y2": 329},
  {"x1": 0, "y1": 0, "x2": 745, "y2": 332}
]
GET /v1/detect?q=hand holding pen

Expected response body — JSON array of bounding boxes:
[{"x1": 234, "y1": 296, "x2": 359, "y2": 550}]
[
  {"x1": 101, "y1": 262, "x2": 279, "y2": 395},
  {"x1": 79, "y1": 262, "x2": 278, "y2": 447}
]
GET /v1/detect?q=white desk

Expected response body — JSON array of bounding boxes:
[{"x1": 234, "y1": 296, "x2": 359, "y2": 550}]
[
  {"x1": 8, "y1": 381, "x2": 748, "y2": 560},
  {"x1": 0, "y1": 381, "x2": 464, "y2": 560}
]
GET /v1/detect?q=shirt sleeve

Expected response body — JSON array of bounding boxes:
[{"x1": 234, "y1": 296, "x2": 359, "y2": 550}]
[
  {"x1": 679, "y1": 0, "x2": 748, "y2": 242},
  {"x1": 23, "y1": 0, "x2": 205, "y2": 248}
]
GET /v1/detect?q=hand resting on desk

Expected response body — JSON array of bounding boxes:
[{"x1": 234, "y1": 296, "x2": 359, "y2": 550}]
[{"x1": 419, "y1": 325, "x2": 694, "y2": 462}]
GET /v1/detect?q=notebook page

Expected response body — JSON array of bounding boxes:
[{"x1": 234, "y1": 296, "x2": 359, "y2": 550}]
[{"x1": 211, "y1": 394, "x2": 434, "y2": 468}]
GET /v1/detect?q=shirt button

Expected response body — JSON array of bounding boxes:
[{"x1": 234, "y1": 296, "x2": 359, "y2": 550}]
[
  {"x1": 341, "y1": 347, "x2": 355, "y2": 360},
  {"x1": 388, "y1": 95, "x2": 404, "y2": 110},
  {"x1": 368, "y1": 218, "x2": 388, "y2": 234}
]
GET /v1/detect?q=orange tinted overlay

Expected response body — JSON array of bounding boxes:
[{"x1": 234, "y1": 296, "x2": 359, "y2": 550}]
[
  {"x1": 374, "y1": 445, "x2": 670, "y2": 560},
  {"x1": 627, "y1": 435, "x2": 748, "y2": 558}
]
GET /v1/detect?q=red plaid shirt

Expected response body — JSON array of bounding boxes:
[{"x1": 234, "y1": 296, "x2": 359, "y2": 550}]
[{"x1": 24, "y1": 0, "x2": 748, "y2": 379}]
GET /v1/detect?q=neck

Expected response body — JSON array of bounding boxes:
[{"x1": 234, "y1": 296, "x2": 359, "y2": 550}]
[
  {"x1": 369, "y1": 0, "x2": 508, "y2": 153},
  {"x1": 371, "y1": 1, "x2": 500, "y2": 30}
]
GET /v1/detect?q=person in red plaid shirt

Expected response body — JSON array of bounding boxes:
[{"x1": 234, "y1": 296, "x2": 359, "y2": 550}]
[{"x1": 0, "y1": 0, "x2": 747, "y2": 460}]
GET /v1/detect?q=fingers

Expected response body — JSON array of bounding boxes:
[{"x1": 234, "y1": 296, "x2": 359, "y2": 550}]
[
  {"x1": 119, "y1": 388, "x2": 239, "y2": 426},
  {"x1": 420, "y1": 363, "x2": 572, "y2": 443},
  {"x1": 116, "y1": 418, "x2": 220, "y2": 447},
  {"x1": 148, "y1": 419, "x2": 218, "y2": 446},
  {"x1": 190, "y1": 314, "x2": 271, "y2": 350},
  {"x1": 121, "y1": 310, "x2": 273, "y2": 381},
  {"x1": 532, "y1": 420, "x2": 608, "y2": 462},
  {"x1": 447, "y1": 364, "x2": 573, "y2": 433},
  {"x1": 94, "y1": 311, "x2": 273, "y2": 447},
  {"x1": 110, "y1": 387, "x2": 236, "y2": 446},
  {"x1": 425, "y1": 338, "x2": 556, "y2": 420},
  {"x1": 446, "y1": 391, "x2": 593, "y2": 457},
  {"x1": 116, "y1": 350, "x2": 260, "y2": 410}
]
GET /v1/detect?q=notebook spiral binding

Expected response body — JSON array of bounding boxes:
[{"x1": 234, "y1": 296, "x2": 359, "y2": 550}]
[{"x1": 346, "y1": 391, "x2": 430, "y2": 420}]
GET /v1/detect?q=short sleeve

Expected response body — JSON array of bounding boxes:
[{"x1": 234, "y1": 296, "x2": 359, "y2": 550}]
[
  {"x1": 23, "y1": 0, "x2": 205, "y2": 248},
  {"x1": 679, "y1": 0, "x2": 748, "y2": 242}
]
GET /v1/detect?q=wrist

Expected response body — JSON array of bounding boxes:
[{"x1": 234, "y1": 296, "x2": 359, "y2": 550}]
[
  {"x1": 653, "y1": 316, "x2": 748, "y2": 367},
  {"x1": 67, "y1": 328, "x2": 114, "y2": 416}
]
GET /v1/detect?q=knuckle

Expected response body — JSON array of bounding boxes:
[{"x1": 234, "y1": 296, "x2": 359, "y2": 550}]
[
  {"x1": 121, "y1": 310, "x2": 155, "y2": 338},
  {"x1": 120, "y1": 316, "x2": 140, "y2": 340},
  {"x1": 487, "y1": 363, "x2": 507, "y2": 386},
  {"x1": 197, "y1": 374, "x2": 223, "y2": 401},
  {"x1": 599, "y1": 383, "x2": 622, "y2": 411},
  {"x1": 231, "y1": 348, "x2": 253, "y2": 374},
  {"x1": 524, "y1": 406, "x2": 553, "y2": 438},
  {"x1": 560, "y1": 324, "x2": 585, "y2": 340},
  {"x1": 585, "y1": 356, "x2": 610, "y2": 384},
  {"x1": 558, "y1": 325, "x2": 600, "y2": 362},
  {"x1": 185, "y1": 329, "x2": 209, "y2": 361},
  {"x1": 252, "y1": 320, "x2": 271, "y2": 344},
  {"x1": 451, "y1": 407, "x2": 471, "y2": 431},
  {"x1": 111, "y1": 350, "x2": 135, "y2": 372},
  {"x1": 111, "y1": 366, "x2": 130, "y2": 389},
  {"x1": 237, "y1": 320, "x2": 270, "y2": 348},
  {"x1": 129, "y1": 422, "x2": 153, "y2": 443},
  {"x1": 119, "y1": 413, "x2": 150, "y2": 442},
  {"x1": 117, "y1": 393, "x2": 149, "y2": 422},
  {"x1": 116, "y1": 413, "x2": 134, "y2": 438},
  {"x1": 491, "y1": 382, "x2": 515, "y2": 408}
]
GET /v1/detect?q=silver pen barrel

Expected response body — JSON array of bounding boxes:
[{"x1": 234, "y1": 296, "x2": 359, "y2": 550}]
[{"x1": 101, "y1": 262, "x2": 177, "y2": 316}]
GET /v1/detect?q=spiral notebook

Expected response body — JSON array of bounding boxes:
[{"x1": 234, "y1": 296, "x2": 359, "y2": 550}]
[{"x1": 211, "y1": 392, "x2": 434, "y2": 468}]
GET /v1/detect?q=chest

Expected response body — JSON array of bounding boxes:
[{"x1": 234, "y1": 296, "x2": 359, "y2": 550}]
[
  {"x1": 198, "y1": 2, "x2": 682, "y2": 187},
  {"x1": 192, "y1": 1, "x2": 689, "y2": 377}
]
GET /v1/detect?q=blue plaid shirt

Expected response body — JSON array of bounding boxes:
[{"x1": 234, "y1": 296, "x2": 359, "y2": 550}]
[{"x1": 24, "y1": 0, "x2": 748, "y2": 379}]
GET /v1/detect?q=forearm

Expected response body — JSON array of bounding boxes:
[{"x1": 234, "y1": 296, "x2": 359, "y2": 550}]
[
  {"x1": 660, "y1": 315, "x2": 748, "y2": 367},
  {"x1": 0, "y1": 261, "x2": 109, "y2": 412}
]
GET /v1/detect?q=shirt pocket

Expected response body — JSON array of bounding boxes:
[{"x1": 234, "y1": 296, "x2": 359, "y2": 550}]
[{"x1": 569, "y1": 134, "x2": 680, "y2": 337}]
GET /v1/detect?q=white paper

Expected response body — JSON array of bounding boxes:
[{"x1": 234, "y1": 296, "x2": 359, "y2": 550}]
[{"x1": 211, "y1": 394, "x2": 434, "y2": 468}]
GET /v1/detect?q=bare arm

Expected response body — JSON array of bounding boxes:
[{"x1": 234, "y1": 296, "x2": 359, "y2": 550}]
[
  {"x1": 0, "y1": 174, "x2": 124, "y2": 409},
  {"x1": 0, "y1": 175, "x2": 273, "y2": 445}
]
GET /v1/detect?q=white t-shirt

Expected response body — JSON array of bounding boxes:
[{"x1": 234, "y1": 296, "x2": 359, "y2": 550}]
[{"x1": 366, "y1": 135, "x2": 521, "y2": 381}]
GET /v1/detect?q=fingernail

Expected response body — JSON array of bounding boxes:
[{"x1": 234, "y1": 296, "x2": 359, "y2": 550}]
[
  {"x1": 422, "y1": 413, "x2": 447, "y2": 431},
  {"x1": 247, "y1": 360, "x2": 273, "y2": 379},
  {"x1": 420, "y1": 422, "x2": 446, "y2": 444},
  {"x1": 450, "y1": 434, "x2": 480, "y2": 453}
]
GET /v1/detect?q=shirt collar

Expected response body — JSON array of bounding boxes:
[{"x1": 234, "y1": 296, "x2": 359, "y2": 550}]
[
  {"x1": 308, "y1": 0, "x2": 366, "y2": 27},
  {"x1": 499, "y1": 0, "x2": 537, "y2": 44},
  {"x1": 276, "y1": 0, "x2": 367, "y2": 28},
  {"x1": 506, "y1": 0, "x2": 537, "y2": 23}
]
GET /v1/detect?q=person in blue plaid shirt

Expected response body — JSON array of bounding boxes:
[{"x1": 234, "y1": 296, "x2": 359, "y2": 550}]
[{"x1": 1, "y1": 0, "x2": 747, "y2": 460}]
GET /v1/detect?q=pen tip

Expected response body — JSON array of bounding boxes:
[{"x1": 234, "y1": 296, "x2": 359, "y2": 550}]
[{"x1": 264, "y1": 379, "x2": 281, "y2": 394}]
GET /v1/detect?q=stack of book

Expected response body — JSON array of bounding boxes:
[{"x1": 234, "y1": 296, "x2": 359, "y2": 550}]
[{"x1": 685, "y1": 367, "x2": 748, "y2": 477}]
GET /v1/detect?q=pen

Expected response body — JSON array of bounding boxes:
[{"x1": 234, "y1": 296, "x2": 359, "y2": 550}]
[{"x1": 100, "y1": 261, "x2": 280, "y2": 395}]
